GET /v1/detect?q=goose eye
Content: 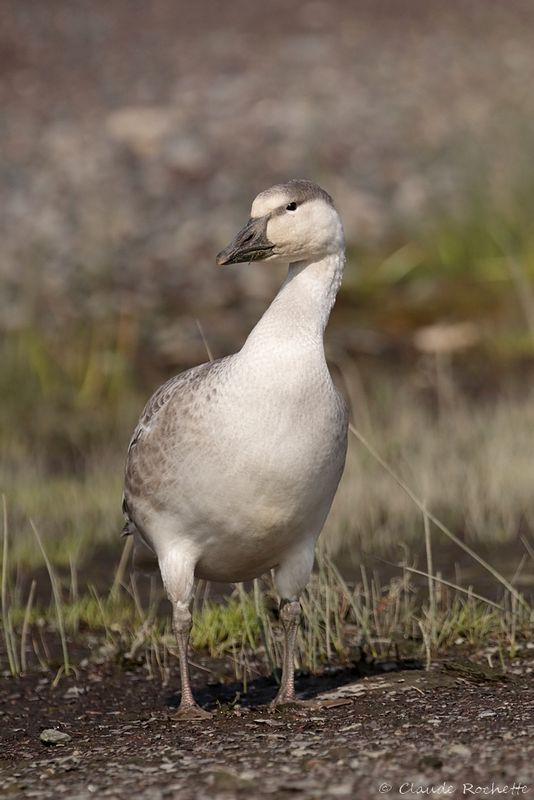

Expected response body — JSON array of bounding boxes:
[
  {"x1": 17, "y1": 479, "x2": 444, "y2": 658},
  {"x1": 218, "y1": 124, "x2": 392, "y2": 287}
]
[{"x1": 286, "y1": 202, "x2": 297, "y2": 212}]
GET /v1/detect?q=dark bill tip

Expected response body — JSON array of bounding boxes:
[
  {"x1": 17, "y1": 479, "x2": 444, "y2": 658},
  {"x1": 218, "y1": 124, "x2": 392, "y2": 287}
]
[{"x1": 216, "y1": 216, "x2": 273, "y2": 267}]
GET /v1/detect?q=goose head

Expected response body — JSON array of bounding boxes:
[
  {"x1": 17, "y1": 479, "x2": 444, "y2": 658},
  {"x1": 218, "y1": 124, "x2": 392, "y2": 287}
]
[{"x1": 216, "y1": 179, "x2": 343, "y2": 267}]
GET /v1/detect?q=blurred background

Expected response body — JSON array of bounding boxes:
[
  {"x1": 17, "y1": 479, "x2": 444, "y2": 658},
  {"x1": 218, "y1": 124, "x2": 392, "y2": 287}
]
[{"x1": 2, "y1": 0, "x2": 534, "y2": 602}]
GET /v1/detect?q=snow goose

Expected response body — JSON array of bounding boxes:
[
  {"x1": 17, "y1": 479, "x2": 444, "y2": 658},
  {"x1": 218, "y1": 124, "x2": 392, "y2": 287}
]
[{"x1": 122, "y1": 180, "x2": 348, "y2": 718}]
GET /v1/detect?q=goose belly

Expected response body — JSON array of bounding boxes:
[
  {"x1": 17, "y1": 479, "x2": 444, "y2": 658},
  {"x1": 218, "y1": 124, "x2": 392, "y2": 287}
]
[
  {"x1": 193, "y1": 472, "x2": 339, "y2": 582},
  {"x1": 183, "y1": 421, "x2": 345, "y2": 582},
  {"x1": 129, "y1": 379, "x2": 348, "y2": 580}
]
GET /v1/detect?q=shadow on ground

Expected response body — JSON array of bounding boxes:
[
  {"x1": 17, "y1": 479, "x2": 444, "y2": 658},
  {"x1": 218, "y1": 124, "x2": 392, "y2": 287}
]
[{"x1": 168, "y1": 656, "x2": 424, "y2": 710}]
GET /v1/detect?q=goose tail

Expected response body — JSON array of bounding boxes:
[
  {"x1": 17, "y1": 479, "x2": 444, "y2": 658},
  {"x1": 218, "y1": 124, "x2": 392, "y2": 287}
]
[{"x1": 121, "y1": 494, "x2": 136, "y2": 537}]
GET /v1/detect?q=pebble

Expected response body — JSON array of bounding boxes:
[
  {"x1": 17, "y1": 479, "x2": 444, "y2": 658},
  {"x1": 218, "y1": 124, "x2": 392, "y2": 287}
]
[
  {"x1": 64, "y1": 686, "x2": 86, "y2": 699},
  {"x1": 40, "y1": 729, "x2": 72, "y2": 746},
  {"x1": 449, "y1": 744, "x2": 471, "y2": 757},
  {"x1": 328, "y1": 783, "x2": 354, "y2": 797}
]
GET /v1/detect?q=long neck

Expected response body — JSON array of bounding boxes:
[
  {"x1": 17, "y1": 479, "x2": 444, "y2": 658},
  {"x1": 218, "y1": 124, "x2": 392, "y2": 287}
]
[{"x1": 242, "y1": 251, "x2": 345, "y2": 353}]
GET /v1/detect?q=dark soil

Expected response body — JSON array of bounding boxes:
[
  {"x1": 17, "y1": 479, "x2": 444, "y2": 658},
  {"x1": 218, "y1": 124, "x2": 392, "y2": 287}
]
[{"x1": 2, "y1": 654, "x2": 534, "y2": 799}]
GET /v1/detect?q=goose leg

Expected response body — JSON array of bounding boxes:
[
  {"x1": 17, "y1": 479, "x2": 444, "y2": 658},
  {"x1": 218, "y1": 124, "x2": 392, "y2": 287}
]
[
  {"x1": 272, "y1": 599, "x2": 301, "y2": 705},
  {"x1": 271, "y1": 542, "x2": 317, "y2": 708},
  {"x1": 172, "y1": 603, "x2": 211, "y2": 719},
  {"x1": 159, "y1": 547, "x2": 211, "y2": 720}
]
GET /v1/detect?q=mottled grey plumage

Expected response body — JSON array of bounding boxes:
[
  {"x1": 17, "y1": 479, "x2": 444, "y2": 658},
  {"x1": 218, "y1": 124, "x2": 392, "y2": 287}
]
[
  {"x1": 122, "y1": 356, "x2": 232, "y2": 536},
  {"x1": 122, "y1": 356, "x2": 232, "y2": 538}
]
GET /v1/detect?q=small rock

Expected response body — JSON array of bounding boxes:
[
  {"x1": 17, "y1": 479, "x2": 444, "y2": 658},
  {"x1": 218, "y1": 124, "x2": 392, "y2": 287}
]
[
  {"x1": 64, "y1": 686, "x2": 86, "y2": 699},
  {"x1": 253, "y1": 718, "x2": 284, "y2": 727},
  {"x1": 40, "y1": 729, "x2": 71, "y2": 746},
  {"x1": 478, "y1": 710, "x2": 497, "y2": 719},
  {"x1": 55, "y1": 753, "x2": 81, "y2": 772},
  {"x1": 449, "y1": 744, "x2": 471, "y2": 758},
  {"x1": 360, "y1": 749, "x2": 387, "y2": 759},
  {"x1": 328, "y1": 783, "x2": 354, "y2": 797},
  {"x1": 207, "y1": 768, "x2": 253, "y2": 793},
  {"x1": 292, "y1": 747, "x2": 314, "y2": 758}
]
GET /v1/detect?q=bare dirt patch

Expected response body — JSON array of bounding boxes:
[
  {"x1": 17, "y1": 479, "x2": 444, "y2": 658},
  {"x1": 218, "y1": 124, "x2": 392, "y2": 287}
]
[{"x1": 2, "y1": 655, "x2": 533, "y2": 799}]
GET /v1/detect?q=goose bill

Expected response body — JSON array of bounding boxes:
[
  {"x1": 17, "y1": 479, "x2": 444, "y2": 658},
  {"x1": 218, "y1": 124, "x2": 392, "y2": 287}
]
[{"x1": 216, "y1": 217, "x2": 274, "y2": 266}]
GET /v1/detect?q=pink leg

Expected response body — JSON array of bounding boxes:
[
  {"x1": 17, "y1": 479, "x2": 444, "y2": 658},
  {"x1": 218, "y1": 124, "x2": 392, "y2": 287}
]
[
  {"x1": 271, "y1": 600, "x2": 301, "y2": 706},
  {"x1": 173, "y1": 603, "x2": 211, "y2": 720},
  {"x1": 159, "y1": 548, "x2": 211, "y2": 720}
]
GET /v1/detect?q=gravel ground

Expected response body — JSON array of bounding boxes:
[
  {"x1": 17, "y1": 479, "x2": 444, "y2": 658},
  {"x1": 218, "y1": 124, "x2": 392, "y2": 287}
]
[
  {"x1": 2, "y1": 0, "x2": 534, "y2": 354},
  {"x1": 2, "y1": 655, "x2": 534, "y2": 799}
]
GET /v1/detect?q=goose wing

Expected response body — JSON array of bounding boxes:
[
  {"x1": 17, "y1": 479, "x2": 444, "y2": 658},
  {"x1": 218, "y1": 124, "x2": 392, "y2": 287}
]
[{"x1": 121, "y1": 356, "x2": 230, "y2": 535}]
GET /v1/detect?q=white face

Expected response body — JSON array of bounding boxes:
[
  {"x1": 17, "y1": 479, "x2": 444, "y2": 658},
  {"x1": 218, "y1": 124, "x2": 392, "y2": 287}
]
[
  {"x1": 252, "y1": 190, "x2": 344, "y2": 264},
  {"x1": 216, "y1": 180, "x2": 344, "y2": 267}
]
